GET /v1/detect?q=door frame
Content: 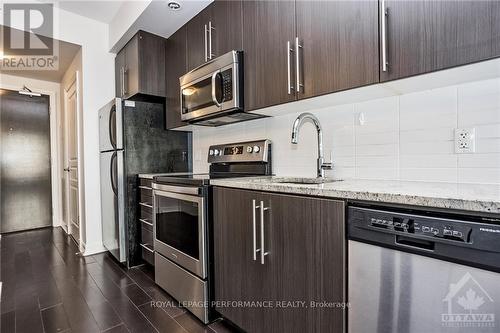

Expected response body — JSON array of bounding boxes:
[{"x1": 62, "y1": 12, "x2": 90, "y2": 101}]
[
  {"x1": 0, "y1": 78, "x2": 60, "y2": 231},
  {"x1": 63, "y1": 71, "x2": 85, "y2": 252}
]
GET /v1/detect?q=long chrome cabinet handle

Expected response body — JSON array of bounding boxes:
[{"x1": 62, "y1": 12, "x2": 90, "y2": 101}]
[
  {"x1": 252, "y1": 199, "x2": 261, "y2": 261},
  {"x1": 123, "y1": 68, "x2": 127, "y2": 95},
  {"x1": 287, "y1": 41, "x2": 294, "y2": 95},
  {"x1": 209, "y1": 21, "x2": 215, "y2": 59},
  {"x1": 381, "y1": 0, "x2": 389, "y2": 72},
  {"x1": 260, "y1": 200, "x2": 269, "y2": 265},
  {"x1": 121, "y1": 67, "x2": 125, "y2": 97},
  {"x1": 295, "y1": 37, "x2": 303, "y2": 93},
  {"x1": 204, "y1": 24, "x2": 208, "y2": 62}
]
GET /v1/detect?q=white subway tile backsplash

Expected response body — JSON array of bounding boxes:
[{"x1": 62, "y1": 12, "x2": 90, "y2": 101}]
[
  {"x1": 400, "y1": 141, "x2": 455, "y2": 155},
  {"x1": 458, "y1": 91, "x2": 500, "y2": 113},
  {"x1": 192, "y1": 76, "x2": 500, "y2": 184},
  {"x1": 331, "y1": 145, "x2": 355, "y2": 158},
  {"x1": 457, "y1": 78, "x2": 500, "y2": 98},
  {"x1": 356, "y1": 131, "x2": 398, "y2": 146},
  {"x1": 400, "y1": 155, "x2": 457, "y2": 169},
  {"x1": 475, "y1": 124, "x2": 500, "y2": 139},
  {"x1": 400, "y1": 86, "x2": 457, "y2": 130},
  {"x1": 356, "y1": 156, "x2": 398, "y2": 168},
  {"x1": 356, "y1": 144, "x2": 398, "y2": 157},
  {"x1": 356, "y1": 167, "x2": 398, "y2": 180},
  {"x1": 458, "y1": 168, "x2": 500, "y2": 184},
  {"x1": 458, "y1": 108, "x2": 500, "y2": 127},
  {"x1": 400, "y1": 128, "x2": 455, "y2": 143},
  {"x1": 458, "y1": 153, "x2": 500, "y2": 168},
  {"x1": 475, "y1": 138, "x2": 500, "y2": 153},
  {"x1": 400, "y1": 168, "x2": 457, "y2": 183}
]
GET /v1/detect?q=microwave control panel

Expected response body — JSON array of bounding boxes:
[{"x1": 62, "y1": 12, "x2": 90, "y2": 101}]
[{"x1": 221, "y1": 69, "x2": 233, "y2": 101}]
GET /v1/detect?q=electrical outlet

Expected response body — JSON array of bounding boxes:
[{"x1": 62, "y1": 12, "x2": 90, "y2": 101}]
[{"x1": 455, "y1": 128, "x2": 476, "y2": 154}]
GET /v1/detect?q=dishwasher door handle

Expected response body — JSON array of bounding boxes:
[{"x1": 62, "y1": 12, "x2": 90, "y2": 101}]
[{"x1": 395, "y1": 235, "x2": 435, "y2": 252}]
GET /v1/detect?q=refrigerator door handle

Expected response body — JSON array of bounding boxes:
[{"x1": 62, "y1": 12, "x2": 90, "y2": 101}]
[
  {"x1": 110, "y1": 151, "x2": 117, "y2": 196},
  {"x1": 116, "y1": 150, "x2": 127, "y2": 262},
  {"x1": 115, "y1": 99, "x2": 123, "y2": 150},
  {"x1": 109, "y1": 105, "x2": 116, "y2": 150}
]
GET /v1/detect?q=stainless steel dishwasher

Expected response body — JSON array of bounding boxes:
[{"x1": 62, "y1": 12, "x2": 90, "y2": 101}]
[{"x1": 348, "y1": 206, "x2": 500, "y2": 333}]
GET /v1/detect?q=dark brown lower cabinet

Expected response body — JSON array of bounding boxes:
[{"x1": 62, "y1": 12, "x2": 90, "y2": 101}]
[{"x1": 214, "y1": 187, "x2": 345, "y2": 333}]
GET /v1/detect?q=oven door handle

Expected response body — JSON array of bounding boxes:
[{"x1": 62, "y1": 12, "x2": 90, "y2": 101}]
[{"x1": 211, "y1": 70, "x2": 222, "y2": 107}]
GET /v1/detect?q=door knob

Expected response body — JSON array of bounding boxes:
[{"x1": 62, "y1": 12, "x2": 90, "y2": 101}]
[{"x1": 64, "y1": 168, "x2": 70, "y2": 172}]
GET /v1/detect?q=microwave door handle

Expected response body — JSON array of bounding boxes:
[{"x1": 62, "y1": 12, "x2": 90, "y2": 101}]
[{"x1": 211, "y1": 71, "x2": 222, "y2": 107}]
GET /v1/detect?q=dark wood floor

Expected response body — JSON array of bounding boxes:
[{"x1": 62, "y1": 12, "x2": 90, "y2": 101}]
[{"x1": 0, "y1": 227, "x2": 236, "y2": 333}]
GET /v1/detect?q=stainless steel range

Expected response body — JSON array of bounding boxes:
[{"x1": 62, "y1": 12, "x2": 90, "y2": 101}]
[{"x1": 152, "y1": 139, "x2": 272, "y2": 323}]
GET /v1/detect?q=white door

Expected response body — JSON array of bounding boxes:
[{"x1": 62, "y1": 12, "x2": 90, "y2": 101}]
[{"x1": 63, "y1": 78, "x2": 80, "y2": 244}]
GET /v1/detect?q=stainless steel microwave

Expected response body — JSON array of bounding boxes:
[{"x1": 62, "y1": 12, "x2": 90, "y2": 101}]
[{"x1": 179, "y1": 50, "x2": 265, "y2": 126}]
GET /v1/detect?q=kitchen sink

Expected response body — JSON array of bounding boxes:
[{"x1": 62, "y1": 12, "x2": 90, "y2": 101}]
[{"x1": 271, "y1": 177, "x2": 342, "y2": 185}]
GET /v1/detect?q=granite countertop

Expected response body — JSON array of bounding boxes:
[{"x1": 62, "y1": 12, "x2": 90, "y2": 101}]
[{"x1": 210, "y1": 177, "x2": 500, "y2": 214}]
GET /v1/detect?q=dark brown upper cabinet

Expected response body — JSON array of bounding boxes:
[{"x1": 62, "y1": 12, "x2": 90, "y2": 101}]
[
  {"x1": 295, "y1": 0, "x2": 379, "y2": 99},
  {"x1": 114, "y1": 48, "x2": 126, "y2": 98},
  {"x1": 242, "y1": 0, "x2": 296, "y2": 111},
  {"x1": 186, "y1": 6, "x2": 212, "y2": 71},
  {"x1": 165, "y1": 26, "x2": 188, "y2": 130},
  {"x1": 213, "y1": 186, "x2": 346, "y2": 333},
  {"x1": 380, "y1": 0, "x2": 500, "y2": 82},
  {"x1": 115, "y1": 30, "x2": 166, "y2": 99},
  {"x1": 242, "y1": 0, "x2": 378, "y2": 111},
  {"x1": 186, "y1": 0, "x2": 243, "y2": 71}
]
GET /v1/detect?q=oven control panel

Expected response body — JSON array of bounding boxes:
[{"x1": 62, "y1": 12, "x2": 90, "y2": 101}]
[{"x1": 208, "y1": 139, "x2": 271, "y2": 163}]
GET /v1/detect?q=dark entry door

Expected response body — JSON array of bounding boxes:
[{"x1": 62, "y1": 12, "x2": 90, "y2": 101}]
[{"x1": 0, "y1": 89, "x2": 52, "y2": 233}]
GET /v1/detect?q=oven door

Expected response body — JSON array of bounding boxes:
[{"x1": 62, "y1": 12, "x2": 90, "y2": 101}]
[{"x1": 153, "y1": 187, "x2": 206, "y2": 278}]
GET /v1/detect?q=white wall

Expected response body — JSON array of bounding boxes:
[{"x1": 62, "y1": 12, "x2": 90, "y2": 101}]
[
  {"x1": 54, "y1": 9, "x2": 115, "y2": 255},
  {"x1": 192, "y1": 76, "x2": 500, "y2": 185},
  {"x1": 108, "y1": 0, "x2": 151, "y2": 51}
]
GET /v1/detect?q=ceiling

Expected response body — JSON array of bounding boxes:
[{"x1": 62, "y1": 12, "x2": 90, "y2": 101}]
[
  {"x1": 39, "y1": 0, "x2": 126, "y2": 24},
  {"x1": 110, "y1": 0, "x2": 212, "y2": 52},
  {"x1": 0, "y1": 25, "x2": 81, "y2": 82}
]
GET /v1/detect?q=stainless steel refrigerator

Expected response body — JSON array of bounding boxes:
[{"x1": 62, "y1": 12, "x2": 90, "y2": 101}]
[{"x1": 99, "y1": 98, "x2": 191, "y2": 266}]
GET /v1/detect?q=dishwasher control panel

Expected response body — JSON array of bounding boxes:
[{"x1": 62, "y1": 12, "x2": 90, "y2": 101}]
[
  {"x1": 348, "y1": 206, "x2": 500, "y2": 273},
  {"x1": 369, "y1": 216, "x2": 471, "y2": 242}
]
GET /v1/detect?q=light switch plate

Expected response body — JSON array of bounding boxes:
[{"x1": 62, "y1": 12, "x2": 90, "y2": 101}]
[{"x1": 455, "y1": 128, "x2": 476, "y2": 154}]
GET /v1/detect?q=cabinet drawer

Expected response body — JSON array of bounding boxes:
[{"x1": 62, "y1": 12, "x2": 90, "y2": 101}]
[
  {"x1": 140, "y1": 206, "x2": 152, "y2": 219},
  {"x1": 141, "y1": 225, "x2": 153, "y2": 245},
  {"x1": 139, "y1": 192, "x2": 153, "y2": 206},
  {"x1": 139, "y1": 217, "x2": 153, "y2": 232},
  {"x1": 139, "y1": 186, "x2": 153, "y2": 197},
  {"x1": 141, "y1": 243, "x2": 154, "y2": 266},
  {"x1": 139, "y1": 178, "x2": 152, "y2": 188}
]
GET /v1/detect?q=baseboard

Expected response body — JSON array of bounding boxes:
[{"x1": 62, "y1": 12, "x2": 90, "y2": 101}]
[
  {"x1": 79, "y1": 239, "x2": 86, "y2": 253},
  {"x1": 82, "y1": 242, "x2": 107, "y2": 256}
]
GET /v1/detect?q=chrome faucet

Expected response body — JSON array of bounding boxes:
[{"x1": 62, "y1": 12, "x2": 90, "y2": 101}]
[{"x1": 291, "y1": 112, "x2": 333, "y2": 178}]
